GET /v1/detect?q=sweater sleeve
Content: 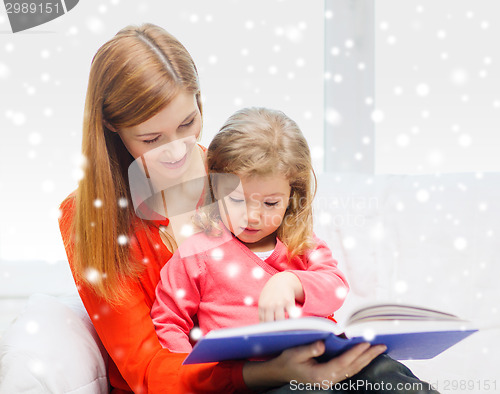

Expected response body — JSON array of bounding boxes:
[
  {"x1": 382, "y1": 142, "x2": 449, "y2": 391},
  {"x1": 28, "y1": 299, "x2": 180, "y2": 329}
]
[
  {"x1": 288, "y1": 236, "x2": 349, "y2": 317},
  {"x1": 151, "y1": 250, "x2": 203, "y2": 352},
  {"x1": 58, "y1": 196, "x2": 249, "y2": 394}
]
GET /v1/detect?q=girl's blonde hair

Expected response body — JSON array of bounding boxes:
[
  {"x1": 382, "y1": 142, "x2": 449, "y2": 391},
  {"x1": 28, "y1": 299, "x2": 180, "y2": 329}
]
[
  {"x1": 64, "y1": 24, "x2": 202, "y2": 303},
  {"x1": 196, "y1": 107, "x2": 317, "y2": 259}
]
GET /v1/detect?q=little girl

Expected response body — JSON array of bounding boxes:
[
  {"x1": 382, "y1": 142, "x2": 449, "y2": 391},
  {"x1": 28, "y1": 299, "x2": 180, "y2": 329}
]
[
  {"x1": 151, "y1": 107, "x2": 438, "y2": 393},
  {"x1": 151, "y1": 107, "x2": 349, "y2": 350}
]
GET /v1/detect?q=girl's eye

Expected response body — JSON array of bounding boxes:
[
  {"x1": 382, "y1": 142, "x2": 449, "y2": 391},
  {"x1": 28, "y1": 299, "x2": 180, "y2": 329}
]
[
  {"x1": 264, "y1": 201, "x2": 279, "y2": 207},
  {"x1": 143, "y1": 136, "x2": 160, "y2": 144}
]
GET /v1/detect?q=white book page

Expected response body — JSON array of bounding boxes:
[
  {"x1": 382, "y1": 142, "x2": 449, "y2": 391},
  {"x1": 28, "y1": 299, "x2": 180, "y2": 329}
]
[{"x1": 204, "y1": 317, "x2": 342, "y2": 339}]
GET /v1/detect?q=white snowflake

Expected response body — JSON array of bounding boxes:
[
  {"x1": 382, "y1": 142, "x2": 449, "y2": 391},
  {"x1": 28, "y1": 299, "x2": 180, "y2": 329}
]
[
  {"x1": 371, "y1": 109, "x2": 385, "y2": 123},
  {"x1": 362, "y1": 328, "x2": 376, "y2": 341},
  {"x1": 85, "y1": 268, "x2": 102, "y2": 283},
  {"x1": 211, "y1": 248, "x2": 224, "y2": 261},
  {"x1": 330, "y1": 47, "x2": 340, "y2": 56},
  {"x1": 396, "y1": 134, "x2": 410, "y2": 147},
  {"x1": 342, "y1": 236, "x2": 356, "y2": 250},
  {"x1": 251, "y1": 267, "x2": 264, "y2": 280},
  {"x1": 458, "y1": 134, "x2": 471, "y2": 147},
  {"x1": 118, "y1": 197, "x2": 128, "y2": 208},
  {"x1": 454, "y1": 237, "x2": 467, "y2": 251},
  {"x1": 416, "y1": 189, "x2": 430, "y2": 203},
  {"x1": 226, "y1": 263, "x2": 240, "y2": 278},
  {"x1": 325, "y1": 108, "x2": 342, "y2": 126},
  {"x1": 288, "y1": 306, "x2": 302, "y2": 319},
  {"x1": 394, "y1": 280, "x2": 408, "y2": 294},
  {"x1": 370, "y1": 223, "x2": 385, "y2": 241},
  {"x1": 0, "y1": 62, "x2": 10, "y2": 79},
  {"x1": 436, "y1": 30, "x2": 447, "y2": 39},
  {"x1": 450, "y1": 68, "x2": 468, "y2": 86},
  {"x1": 117, "y1": 235, "x2": 128, "y2": 245},
  {"x1": 26, "y1": 320, "x2": 39, "y2": 334},
  {"x1": 41, "y1": 180, "x2": 55, "y2": 193},
  {"x1": 28, "y1": 359, "x2": 45, "y2": 377},
  {"x1": 190, "y1": 327, "x2": 203, "y2": 341},
  {"x1": 335, "y1": 287, "x2": 348, "y2": 300},
  {"x1": 318, "y1": 211, "x2": 332, "y2": 225},
  {"x1": 386, "y1": 36, "x2": 397, "y2": 45},
  {"x1": 180, "y1": 224, "x2": 194, "y2": 238},
  {"x1": 416, "y1": 83, "x2": 430, "y2": 97},
  {"x1": 28, "y1": 132, "x2": 42, "y2": 145},
  {"x1": 86, "y1": 17, "x2": 104, "y2": 34}
]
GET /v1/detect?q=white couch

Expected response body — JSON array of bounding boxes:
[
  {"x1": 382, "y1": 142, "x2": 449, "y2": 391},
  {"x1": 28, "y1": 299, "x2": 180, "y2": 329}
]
[
  {"x1": 1, "y1": 173, "x2": 499, "y2": 393},
  {"x1": 313, "y1": 173, "x2": 500, "y2": 393}
]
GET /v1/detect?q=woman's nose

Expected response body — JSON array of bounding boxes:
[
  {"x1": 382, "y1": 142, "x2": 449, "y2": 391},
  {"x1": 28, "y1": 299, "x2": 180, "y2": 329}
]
[{"x1": 159, "y1": 139, "x2": 186, "y2": 162}]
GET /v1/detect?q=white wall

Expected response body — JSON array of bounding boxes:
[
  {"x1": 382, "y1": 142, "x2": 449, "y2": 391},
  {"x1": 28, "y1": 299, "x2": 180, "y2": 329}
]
[
  {"x1": 375, "y1": 1, "x2": 500, "y2": 174},
  {"x1": 0, "y1": 0, "x2": 325, "y2": 262}
]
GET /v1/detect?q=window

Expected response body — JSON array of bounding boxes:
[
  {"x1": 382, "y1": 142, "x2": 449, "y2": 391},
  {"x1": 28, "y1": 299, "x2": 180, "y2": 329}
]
[{"x1": 325, "y1": 0, "x2": 500, "y2": 174}]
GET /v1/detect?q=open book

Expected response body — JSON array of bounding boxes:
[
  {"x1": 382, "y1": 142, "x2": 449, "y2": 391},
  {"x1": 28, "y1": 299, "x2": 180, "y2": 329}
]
[{"x1": 182, "y1": 304, "x2": 478, "y2": 365}]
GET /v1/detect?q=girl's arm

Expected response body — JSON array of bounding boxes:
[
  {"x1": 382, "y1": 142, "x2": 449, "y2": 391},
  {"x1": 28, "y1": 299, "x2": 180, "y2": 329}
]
[
  {"x1": 287, "y1": 236, "x2": 349, "y2": 317},
  {"x1": 259, "y1": 236, "x2": 349, "y2": 321},
  {"x1": 151, "y1": 252, "x2": 203, "y2": 352}
]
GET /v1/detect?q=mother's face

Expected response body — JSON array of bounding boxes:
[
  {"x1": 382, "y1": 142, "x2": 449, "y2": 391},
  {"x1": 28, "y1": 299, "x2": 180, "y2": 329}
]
[{"x1": 118, "y1": 91, "x2": 202, "y2": 185}]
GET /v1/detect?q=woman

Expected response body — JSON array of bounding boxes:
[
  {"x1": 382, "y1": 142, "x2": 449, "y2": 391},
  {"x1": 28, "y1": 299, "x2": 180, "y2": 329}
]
[{"x1": 59, "y1": 23, "x2": 407, "y2": 393}]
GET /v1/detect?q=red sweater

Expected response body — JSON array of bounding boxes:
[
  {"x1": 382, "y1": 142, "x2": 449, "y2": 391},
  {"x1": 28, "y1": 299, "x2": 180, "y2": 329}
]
[
  {"x1": 151, "y1": 227, "x2": 349, "y2": 352},
  {"x1": 59, "y1": 196, "x2": 250, "y2": 393}
]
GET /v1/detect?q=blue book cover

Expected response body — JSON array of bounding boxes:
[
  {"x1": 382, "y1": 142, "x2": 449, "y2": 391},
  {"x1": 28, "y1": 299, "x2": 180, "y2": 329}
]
[{"x1": 183, "y1": 304, "x2": 478, "y2": 365}]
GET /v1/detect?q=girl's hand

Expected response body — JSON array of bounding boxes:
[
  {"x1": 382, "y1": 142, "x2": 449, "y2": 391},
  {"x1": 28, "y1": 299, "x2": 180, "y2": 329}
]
[
  {"x1": 258, "y1": 272, "x2": 304, "y2": 322},
  {"x1": 242, "y1": 341, "x2": 387, "y2": 389}
]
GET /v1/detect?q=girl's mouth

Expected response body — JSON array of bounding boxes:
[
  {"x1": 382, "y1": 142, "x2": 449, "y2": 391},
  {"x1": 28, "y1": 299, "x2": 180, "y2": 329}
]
[{"x1": 242, "y1": 227, "x2": 260, "y2": 234}]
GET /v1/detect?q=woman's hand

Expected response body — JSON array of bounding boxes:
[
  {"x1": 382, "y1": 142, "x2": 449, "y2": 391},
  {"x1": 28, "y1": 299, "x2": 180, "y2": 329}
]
[
  {"x1": 258, "y1": 272, "x2": 304, "y2": 322},
  {"x1": 242, "y1": 341, "x2": 387, "y2": 389}
]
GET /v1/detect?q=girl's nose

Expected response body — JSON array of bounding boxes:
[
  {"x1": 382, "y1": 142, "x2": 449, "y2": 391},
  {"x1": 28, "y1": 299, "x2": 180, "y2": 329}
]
[{"x1": 247, "y1": 207, "x2": 261, "y2": 224}]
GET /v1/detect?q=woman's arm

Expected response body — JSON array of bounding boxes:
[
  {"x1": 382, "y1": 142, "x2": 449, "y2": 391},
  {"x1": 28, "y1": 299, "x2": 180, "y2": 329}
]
[
  {"x1": 59, "y1": 197, "x2": 248, "y2": 393},
  {"x1": 242, "y1": 341, "x2": 387, "y2": 390}
]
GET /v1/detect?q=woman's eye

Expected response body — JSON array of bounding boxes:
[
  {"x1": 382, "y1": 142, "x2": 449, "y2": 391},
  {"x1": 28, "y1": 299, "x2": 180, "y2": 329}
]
[
  {"x1": 180, "y1": 118, "x2": 195, "y2": 128},
  {"x1": 264, "y1": 201, "x2": 279, "y2": 207},
  {"x1": 143, "y1": 136, "x2": 160, "y2": 144},
  {"x1": 229, "y1": 197, "x2": 244, "y2": 204}
]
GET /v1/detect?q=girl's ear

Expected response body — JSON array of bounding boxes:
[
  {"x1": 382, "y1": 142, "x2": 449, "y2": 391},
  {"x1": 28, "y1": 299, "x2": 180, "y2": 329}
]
[{"x1": 103, "y1": 120, "x2": 117, "y2": 133}]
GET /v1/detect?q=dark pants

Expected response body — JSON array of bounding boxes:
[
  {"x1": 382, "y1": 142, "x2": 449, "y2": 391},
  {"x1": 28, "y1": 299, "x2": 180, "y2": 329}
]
[{"x1": 266, "y1": 355, "x2": 440, "y2": 393}]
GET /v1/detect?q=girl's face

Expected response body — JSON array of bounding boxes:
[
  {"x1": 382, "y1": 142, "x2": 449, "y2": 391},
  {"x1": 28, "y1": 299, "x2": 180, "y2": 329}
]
[
  {"x1": 118, "y1": 91, "x2": 202, "y2": 184},
  {"x1": 217, "y1": 174, "x2": 291, "y2": 252}
]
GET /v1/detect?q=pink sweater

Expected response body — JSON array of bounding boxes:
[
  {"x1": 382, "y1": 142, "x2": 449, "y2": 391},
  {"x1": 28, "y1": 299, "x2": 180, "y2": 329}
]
[{"x1": 151, "y1": 227, "x2": 349, "y2": 352}]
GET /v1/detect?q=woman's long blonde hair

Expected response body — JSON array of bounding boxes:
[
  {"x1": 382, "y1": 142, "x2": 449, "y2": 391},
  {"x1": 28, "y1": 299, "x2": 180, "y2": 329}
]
[
  {"x1": 196, "y1": 107, "x2": 317, "y2": 259},
  {"x1": 63, "y1": 24, "x2": 202, "y2": 303}
]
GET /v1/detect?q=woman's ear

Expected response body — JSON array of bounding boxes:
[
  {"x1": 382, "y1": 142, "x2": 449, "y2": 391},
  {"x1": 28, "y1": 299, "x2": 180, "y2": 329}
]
[{"x1": 103, "y1": 120, "x2": 117, "y2": 133}]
